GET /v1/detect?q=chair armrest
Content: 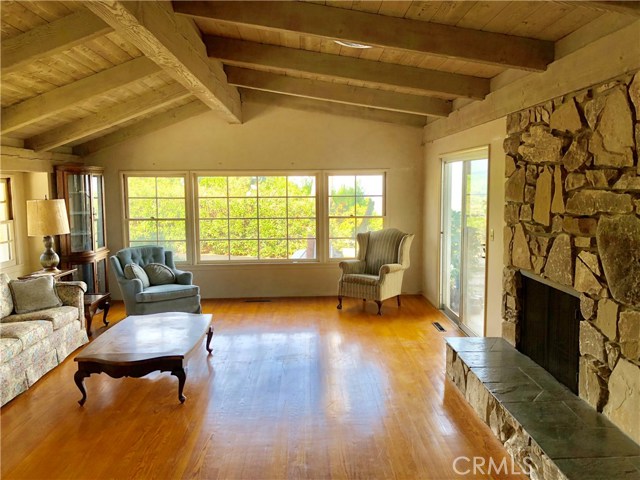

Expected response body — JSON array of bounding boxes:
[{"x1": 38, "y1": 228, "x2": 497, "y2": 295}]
[
  {"x1": 118, "y1": 277, "x2": 144, "y2": 296},
  {"x1": 338, "y1": 260, "x2": 365, "y2": 274},
  {"x1": 379, "y1": 263, "x2": 404, "y2": 281},
  {"x1": 174, "y1": 269, "x2": 193, "y2": 285},
  {"x1": 55, "y1": 281, "x2": 87, "y2": 327}
]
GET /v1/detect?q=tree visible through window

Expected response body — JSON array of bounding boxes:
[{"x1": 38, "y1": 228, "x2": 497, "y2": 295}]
[
  {"x1": 328, "y1": 174, "x2": 384, "y2": 258},
  {"x1": 125, "y1": 175, "x2": 187, "y2": 261},
  {"x1": 0, "y1": 178, "x2": 15, "y2": 267},
  {"x1": 197, "y1": 175, "x2": 317, "y2": 261}
]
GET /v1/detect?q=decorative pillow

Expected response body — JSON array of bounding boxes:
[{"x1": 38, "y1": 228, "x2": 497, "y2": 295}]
[
  {"x1": 123, "y1": 263, "x2": 151, "y2": 288},
  {"x1": 143, "y1": 263, "x2": 176, "y2": 286},
  {"x1": 0, "y1": 273, "x2": 14, "y2": 317},
  {"x1": 9, "y1": 276, "x2": 62, "y2": 314}
]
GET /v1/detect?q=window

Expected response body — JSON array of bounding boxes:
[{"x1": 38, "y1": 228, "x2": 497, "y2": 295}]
[
  {"x1": 124, "y1": 175, "x2": 187, "y2": 261},
  {"x1": 197, "y1": 175, "x2": 316, "y2": 261},
  {"x1": 0, "y1": 178, "x2": 16, "y2": 267},
  {"x1": 328, "y1": 174, "x2": 384, "y2": 258}
]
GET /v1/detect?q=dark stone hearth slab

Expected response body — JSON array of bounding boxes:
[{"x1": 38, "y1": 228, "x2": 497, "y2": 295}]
[
  {"x1": 554, "y1": 457, "x2": 640, "y2": 480},
  {"x1": 443, "y1": 337, "x2": 500, "y2": 351},
  {"x1": 485, "y1": 381, "x2": 543, "y2": 402},
  {"x1": 474, "y1": 367, "x2": 533, "y2": 384},
  {"x1": 456, "y1": 349, "x2": 532, "y2": 368},
  {"x1": 563, "y1": 400, "x2": 619, "y2": 428},
  {"x1": 502, "y1": 401, "x2": 583, "y2": 428}
]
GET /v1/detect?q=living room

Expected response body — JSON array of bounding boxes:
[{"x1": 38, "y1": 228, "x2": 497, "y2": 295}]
[{"x1": 1, "y1": 1, "x2": 639, "y2": 479}]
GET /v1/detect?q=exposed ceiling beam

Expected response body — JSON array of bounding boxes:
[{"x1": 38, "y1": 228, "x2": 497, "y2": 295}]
[
  {"x1": 0, "y1": 145, "x2": 80, "y2": 172},
  {"x1": 1, "y1": 57, "x2": 160, "y2": 135},
  {"x1": 85, "y1": 0, "x2": 242, "y2": 124},
  {"x1": 175, "y1": 1, "x2": 554, "y2": 72},
  {"x1": 75, "y1": 100, "x2": 209, "y2": 156},
  {"x1": 226, "y1": 67, "x2": 451, "y2": 118},
  {"x1": 26, "y1": 83, "x2": 192, "y2": 152},
  {"x1": 1, "y1": 11, "x2": 112, "y2": 75},
  {"x1": 206, "y1": 37, "x2": 489, "y2": 100},
  {"x1": 556, "y1": 1, "x2": 640, "y2": 16},
  {"x1": 242, "y1": 89, "x2": 426, "y2": 128}
]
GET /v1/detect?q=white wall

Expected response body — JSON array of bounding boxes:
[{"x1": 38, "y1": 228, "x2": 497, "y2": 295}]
[
  {"x1": 84, "y1": 101, "x2": 424, "y2": 299},
  {"x1": 422, "y1": 117, "x2": 506, "y2": 337}
]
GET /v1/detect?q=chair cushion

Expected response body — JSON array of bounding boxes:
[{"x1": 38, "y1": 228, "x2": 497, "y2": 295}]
[
  {"x1": 0, "y1": 274, "x2": 13, "y2": 318},
  {"x1": 117, "y1": 246, "x2": 166, "y2": 269},
  {"x1": 144, "y1": 263, "x2": 176, "y2": 286},
  {"x1": 364, "y1": 229, "x2": 405, "y2": 275},
  {"x1": 136, "y1": 284, "x2": 199, "y2": 303},
  {"x1": 0, "y1": 320, "x2": 53, "y2": 352},
  {"x1": 342, "y1": 274, "x2": 380, "y2": 286},
  {"x1": 3, "y1": 306, "x2": 78, "y2": 330},
  {"x1": 9, "y1": 276, "x2": 62, "y2": 314},
  {"x1": 124, "y1": 263, "x2": 151, "y2": 288}
]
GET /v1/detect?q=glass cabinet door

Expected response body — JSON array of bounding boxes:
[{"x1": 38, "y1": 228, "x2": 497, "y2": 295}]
[
  {"x1": 67, "y1": 174, "x2": 93, "y2": 252},
  {"x1": 92, "y1": 174, "x2": 105, "y2": 250}
]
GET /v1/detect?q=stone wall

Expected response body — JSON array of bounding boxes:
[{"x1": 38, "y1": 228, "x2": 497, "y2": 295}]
[{"x1": 502, "y1": 72, "x2": 640, "y2": 444}]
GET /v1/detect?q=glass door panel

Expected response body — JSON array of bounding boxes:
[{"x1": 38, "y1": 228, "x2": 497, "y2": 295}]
[
  {"x1": 442, "y1": 162, "x2": 463, "y2": 321},
  {"x1": 92, "y1": 175, "x2": 105, "y2": 249},
  {"x1": 67, "y1": 174, "x2": 92, "y2": 252}
]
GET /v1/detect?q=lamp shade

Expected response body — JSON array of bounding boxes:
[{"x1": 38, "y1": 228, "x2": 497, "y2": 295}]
[{"x1": 27, "y1": 199, "x2": 70, "y2": 236}]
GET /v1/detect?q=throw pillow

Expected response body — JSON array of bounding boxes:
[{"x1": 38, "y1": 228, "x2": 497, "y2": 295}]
[
  {"x1": 143, "y1": 263, "x2": 176, "y2": 286},
  {"x1": 0, "y1": 273, "x2": 14, "y2": 317},
  {"x1": 123, "y1": 263, "x2": 151, "y2": 288},
  {"x1": 9, "y1": 276, "x2": 62, "y2": 314}
]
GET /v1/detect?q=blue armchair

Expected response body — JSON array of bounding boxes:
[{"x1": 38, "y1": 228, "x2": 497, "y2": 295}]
[{"x1": 110, "y1": 246, "x2": 201, "y2": 316}]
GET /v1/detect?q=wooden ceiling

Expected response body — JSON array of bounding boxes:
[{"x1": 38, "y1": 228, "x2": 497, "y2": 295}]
[{"x1": 1, "y1": 1, "x2": 639, "y2": 156}]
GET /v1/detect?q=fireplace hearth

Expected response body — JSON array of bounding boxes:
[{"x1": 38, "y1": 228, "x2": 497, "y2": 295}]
[{"x1": 519, "y1": 273, "x2": 580, "y2": 393}]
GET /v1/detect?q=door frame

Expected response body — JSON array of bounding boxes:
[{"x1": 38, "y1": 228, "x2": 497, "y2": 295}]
[{"x1": 439, "y1": 146, "x2": 490, "y2": 337}]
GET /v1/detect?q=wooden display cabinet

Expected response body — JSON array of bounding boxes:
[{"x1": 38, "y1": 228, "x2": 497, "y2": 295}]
[{"x1": 55, "y1": 165, "x2": 109, "y2": 294}]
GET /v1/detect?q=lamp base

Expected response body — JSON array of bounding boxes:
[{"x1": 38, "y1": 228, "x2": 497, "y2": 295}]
[{"x1": 40, "y1": 235, "x2": 61, "y2": 271}]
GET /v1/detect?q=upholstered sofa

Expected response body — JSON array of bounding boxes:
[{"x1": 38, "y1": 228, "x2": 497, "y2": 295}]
[
  {"x1": 110, "y1": 246, "x2": 201, "y2": 316},
  {"x1": 0, "y1": 273, "x2": 89, "y2": 406}
]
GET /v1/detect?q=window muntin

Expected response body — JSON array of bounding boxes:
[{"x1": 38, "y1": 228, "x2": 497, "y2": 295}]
[
  {"x1": 125, "y1": 175, "x2": 187, "y2": 261},
  {"x1": 197, "y1": 175, "x2": 317, "y2": 262},
  {"x1": 0, "y1": 178, "x2": 15, "y2": 267},
  {"x1": 328, "y1": 174, "x2": 385, "y2": 259}
]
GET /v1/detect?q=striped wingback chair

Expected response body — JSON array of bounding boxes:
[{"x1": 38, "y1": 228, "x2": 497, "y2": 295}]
[{"x1": 337, "y1": 228, "x2": 414, "y2": 315}]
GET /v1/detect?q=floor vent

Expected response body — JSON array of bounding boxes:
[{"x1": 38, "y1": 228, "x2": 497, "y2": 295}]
[
  {"x1": 432, "y1": 322, "x2": 446, "y2": 332},
  {"x1": 244, "y1": 299, "x2": 272, "y2": 303}
]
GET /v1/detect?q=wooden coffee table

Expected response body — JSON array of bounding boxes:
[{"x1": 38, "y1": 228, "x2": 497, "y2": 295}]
[{"x1": 74, "y1": 312, "x2": 213, "y2": 405}]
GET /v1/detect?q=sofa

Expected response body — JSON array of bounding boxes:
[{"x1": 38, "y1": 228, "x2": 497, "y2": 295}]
[{"x1": 0, "y1": 273, "x2": 89, "y2": 406}]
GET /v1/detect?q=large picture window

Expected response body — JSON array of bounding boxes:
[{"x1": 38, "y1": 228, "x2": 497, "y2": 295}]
[
  {"x1": 0, "y1": 178, "x2": 16, "y2": 267},
  {"x1": 124, "y1": 175, "x2": 188, "y2": 261},
  {"x1": 328, "y1": 174, "x2": 384, "y2": 258},
  {"x1": 197, "y1": 175, "x2": 317, "y2": 261}
]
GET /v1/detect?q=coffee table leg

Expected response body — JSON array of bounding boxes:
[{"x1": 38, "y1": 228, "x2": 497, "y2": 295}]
[
  {"x1": 206, "y1": 326, "x2": 213, "y2": 354},
  {"x1": 102, "y1": 300, "x2": 110, "y2": 326},
  {"x1": 172, "y1": 368, "x2": 187, "y2": 403},
  {"x1": 74, "y1": 369, "x2": 90, "y2": 406}
]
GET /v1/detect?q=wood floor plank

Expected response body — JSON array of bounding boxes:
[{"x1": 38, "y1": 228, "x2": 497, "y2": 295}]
[{"x1": 1, "y1": 296, "x2": 526, "y2": 479}]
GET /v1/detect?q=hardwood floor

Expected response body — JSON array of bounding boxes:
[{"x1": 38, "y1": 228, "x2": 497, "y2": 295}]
[{"x1": 1, "y1": 296, "x2": 526, "y2": 479}]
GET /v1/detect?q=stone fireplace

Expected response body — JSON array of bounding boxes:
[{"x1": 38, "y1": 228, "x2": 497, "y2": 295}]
[{"x1": 502, "y1": 71, "x2": 640, "y2": 444}]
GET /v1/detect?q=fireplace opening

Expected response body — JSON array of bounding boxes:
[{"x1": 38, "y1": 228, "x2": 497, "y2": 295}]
[{"x1": 519, "y1": 274, "x2": 581, "y2": 393}]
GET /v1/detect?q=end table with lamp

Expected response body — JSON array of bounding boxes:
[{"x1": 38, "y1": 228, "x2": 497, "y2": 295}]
[{"x1": 26, "y1": 197, "x2": 70, "y2": 272}]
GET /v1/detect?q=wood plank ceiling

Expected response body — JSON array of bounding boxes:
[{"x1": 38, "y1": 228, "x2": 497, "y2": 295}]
[{"x1": 1, "y1": 1, "x2": 638, "y2": 156}]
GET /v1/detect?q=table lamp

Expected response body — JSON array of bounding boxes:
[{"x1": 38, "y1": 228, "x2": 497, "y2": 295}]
[{"x1": 27, "y1": 198, "x2": 70, "y2": 271}]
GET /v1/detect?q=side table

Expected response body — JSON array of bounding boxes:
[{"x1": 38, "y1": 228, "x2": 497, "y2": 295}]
[
  {"x1": 19, "y1": 268, "x2": 76, "y2": 281},
  {"x1": 84, "y1": 293, "x2": 111, "y2": 336}
]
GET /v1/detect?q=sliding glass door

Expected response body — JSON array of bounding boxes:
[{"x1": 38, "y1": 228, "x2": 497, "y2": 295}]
[{"x1": 441, "y1": 148, "x2": 488, "y2": 336}]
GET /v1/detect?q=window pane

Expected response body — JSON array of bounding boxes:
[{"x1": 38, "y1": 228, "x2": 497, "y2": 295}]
[
  {"x1": 230, "y1": 240, "x2": 258, "y2": 259},
  {"x1": 258, "y1": 176, "x2": 286, "y2": 196},
  {"x1": 157, "y1": 177, "x2": 185, "y2": 197},
  {"x1": 288, "y1": 219, "x2": 315, "y2": 238},
  {"x1": 198, "y1": 177, "x2": 227, "y2": 197},
  {"x1": 129, "y1": 220, "x2": 157, "y2": 241},
  {"x1": 200, "y1": 240, "x2": 229, "y2": 260},
  {"x1": 0, "y1": 181, "x2": 6, "y2": 202},
  {"x1": 329, "y1": 218, "x2": 355, "y2": 238},
  {"x1": 288, "y1": 198, "x2": 315, "y2": 218},
  {"x1": 357, "y1": 217, "x2": 383, "y2": 233},
  {"x1": 128, "y1": 177, "x2": 156, "y2": 197},
  {"x1": 229, "y1": 219, "x2": 257, "y2": 239},
  {"x1": 199, "y1": 198, "x2": 228, "y2": 218},
  {"x1": 355, "y1": 196, "x2": 383, "y2": 216},
  {"x1": 200, "y1": 219, "x2": 228, "y2": 239},
  {"x1": 0, "y1": 224, "x2": 9, "y2": 242},
  {"x1": 158, "y1": 220, "x2": 186, "y2": 241},
  {"x1": 162, "y1": 241, "x2": 187, "y2": 261},
  {"x1": 0, "y1": 204, "x2": 8, "y2": 222},
  {"x1": 288, "y1": 176, "x2": 316, "y2": 196},
  {"x1": 158, "y1": 199, "x2": 185, "y2": 219},
  {"x1": 0, "y1": 243, "x2": 10, "y2": 262},
  {"x1": 289, "y1": 239, "x2": 316, "y2": 259},
  {"x1": 259, "y1": 218, "x2": 287, "y2": 238},
  {"x1": 356, "y1": 175, "x2": 383, "y2": 196},
  {"x1": 330, "y1": 239, "x2": 356, "y2": 259},
  {"x1": 329, "y1": 197, "x2": 355, "y2": 216},
  {"x1": 260, "y1": 240, "x2": 287, "y2": 259},
  {"x1": 259, "y1": 198, "x2": 286, "y2": 218},
  {"x1": 329, "y1": 175, "x2": 354, "y2": 195},
  {"x1": 229, "y1": 198, "x2": 257, "y2": 218},
  {"x1": 228, "y1": 176, "x2": 256, "y2": 196}
]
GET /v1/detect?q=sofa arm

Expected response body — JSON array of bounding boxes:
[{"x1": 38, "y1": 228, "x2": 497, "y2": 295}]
[
  {"x1": 55, "y1": 281, "x2": 87, "y2": 326},
  {"x1": 338, "y1": 260, "x2": 365, "y2": 274},
  {"x1": 174, "y1": 269, "x2": 193, "y2": 285}
]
